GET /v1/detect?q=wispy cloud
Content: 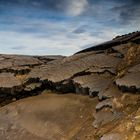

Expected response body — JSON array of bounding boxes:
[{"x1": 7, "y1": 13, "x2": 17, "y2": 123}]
[
  {"x1": 0, "y1": 0, "x2": 139, "y2": 55},
  {"x1": 11, "y1": 46, "x2": 27, "y2": 50}
]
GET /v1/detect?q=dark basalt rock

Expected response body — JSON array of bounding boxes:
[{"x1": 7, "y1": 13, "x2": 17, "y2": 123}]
[
  {"x1": 76, "y1": 31, "x2": 140, "y2": 54},
  {"x1": 34, "y1": 55, "x2": 65, "y2": 63},
  {"x1": 24, "y1": 83, "x2": 42, "y2": 92}
]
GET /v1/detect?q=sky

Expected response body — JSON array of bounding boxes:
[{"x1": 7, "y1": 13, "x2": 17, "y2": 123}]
[{"x1": 0, "y1": 0, "x2": 140, "y2": 56}]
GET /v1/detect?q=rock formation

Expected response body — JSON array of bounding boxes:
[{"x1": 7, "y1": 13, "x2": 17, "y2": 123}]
[{"x1": 0, "y1": 31, "x2": 140, "y2": 139}]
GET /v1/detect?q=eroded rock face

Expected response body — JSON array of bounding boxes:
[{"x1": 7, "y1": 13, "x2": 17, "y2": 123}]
[
  {"x1": 115, "y1": 44, "x2": 140, "y2": 93},
  {"x1": 7, "y1": 93, "x2": 137, "y2": 140},
  {"x1": 76, "y1": 31, "x2": 140, "y2": 54},
  {"x1": 116, "y1": 72, "x2": 140, "y2": 92},
  {"x1": 0, "y1": 73, "x2": 22, "y2": 96},
  {"x1": 73, "y1": 74, "x2": 112, "y2": 96},
  {"x1": 0, "y1": 31, "x2": 140, "y2": 139},
  {"x1": 1, "y1": 32, "x2": 140, "y2": 100},
  {"x1": 27, "y1": 53, "x2": 120, "y2": 83},
  {"x1": 0, "y1": 55, "x2": 65, "y2": 105},
  {"x1": 0, "y1": 73, "x2": 21, "y2": 89}
]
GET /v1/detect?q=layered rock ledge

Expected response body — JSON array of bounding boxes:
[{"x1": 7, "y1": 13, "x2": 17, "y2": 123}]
[{"x1": 0, "y1": 31, "x2": 140, "y2": 140}]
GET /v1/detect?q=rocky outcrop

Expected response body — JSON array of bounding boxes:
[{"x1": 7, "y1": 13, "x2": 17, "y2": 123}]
[
  {"x1": 0, "y1": 55, "x2": 64, "y2": 105},
  {"x1": 73, "y1": 74, "x2": 112, "y2": 97},
  {"x1": 115, "y1": 44, "x2": 140, "y2": 93},
  {"x1": 115, "y1": 72, "x2": 140, "y2": 92},
  {"x1": 76, "y1": 31, "x2": 140, "y2": 54},
  {"x1": 0, "y1": 31, "x2": 140, "y2": 139}
]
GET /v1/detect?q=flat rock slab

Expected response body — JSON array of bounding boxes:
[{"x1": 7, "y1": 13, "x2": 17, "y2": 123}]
[
  {"x1": 113, "y1": 43, "x2": 131, "y2": 55},
  {"x1": 0, "y1": 55, "x2": 63, "y2": 73},
  {"x1": 93, "y1": 109, "x2": 121, "y2": 129},
  {"x1": 0, "y1": 73, "x2": 21, "y2": 89},
  {"x1": 86, "y1": 67, "x2": 116, "y2": 75},
  {"x1": 98, "y1": 85, "x2": 122, "y2": 100},
  {"x1": 0, "y1": 55, "x2": 42, "y2": 69},
  {"x1": 95, "y1": 99, "x2": 113, "y2": 111},
  {"x1": 0, "y1": 93, "x2": 98, "y2": 140},
  {"x1": 27, "y1": 53, "x2": 120, "y2": 83},
  {"x1": 115, "y1": 72, "x2": 140, "y2": 92},
  {"x1": 73, "y1": 74, "x2": 112, "y2": 96}
]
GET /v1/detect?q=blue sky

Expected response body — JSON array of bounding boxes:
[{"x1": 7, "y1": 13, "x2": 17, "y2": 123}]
[{"x1": 0, "y1": 0, "x2": 140, "y2": 55}]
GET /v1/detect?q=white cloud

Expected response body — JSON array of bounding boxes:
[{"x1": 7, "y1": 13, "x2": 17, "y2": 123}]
[
  {"x1": 65, "y1": 0, "x2": 88, "y2": 16},
  {"x1": 0, "y1": 27, "x2": 119, "y2": 56},
  {"x1": 0, "y1": 15, "x2": 131, "y2": 56}
]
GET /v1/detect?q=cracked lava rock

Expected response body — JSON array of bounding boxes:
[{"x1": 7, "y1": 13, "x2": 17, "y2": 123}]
[{"x1": 0, "y1": 31, "x2": 140, "y2": 140}]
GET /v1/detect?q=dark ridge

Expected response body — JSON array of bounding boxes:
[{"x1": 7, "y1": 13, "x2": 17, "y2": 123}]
[
  {"x1": 34, "y1": 55, "x2": 65, "y2": 64},
  {"x1": 76, "y1": 31, "x2": 140, "y2": 54}
]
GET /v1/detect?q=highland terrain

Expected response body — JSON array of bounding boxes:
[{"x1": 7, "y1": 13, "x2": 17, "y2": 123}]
[{"x1": 0, "y1": 31, "x2": 140, "y2": 140}]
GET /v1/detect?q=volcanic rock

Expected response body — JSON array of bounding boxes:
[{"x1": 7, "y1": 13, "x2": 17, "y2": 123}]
[{"x1": 0, "y1": 31, "x2": 139, "y2": 139}]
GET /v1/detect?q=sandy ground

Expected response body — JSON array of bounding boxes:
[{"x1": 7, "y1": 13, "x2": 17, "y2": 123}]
[{"x1": 0, "y1": 92, "x2": 98, "y2": 140}]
